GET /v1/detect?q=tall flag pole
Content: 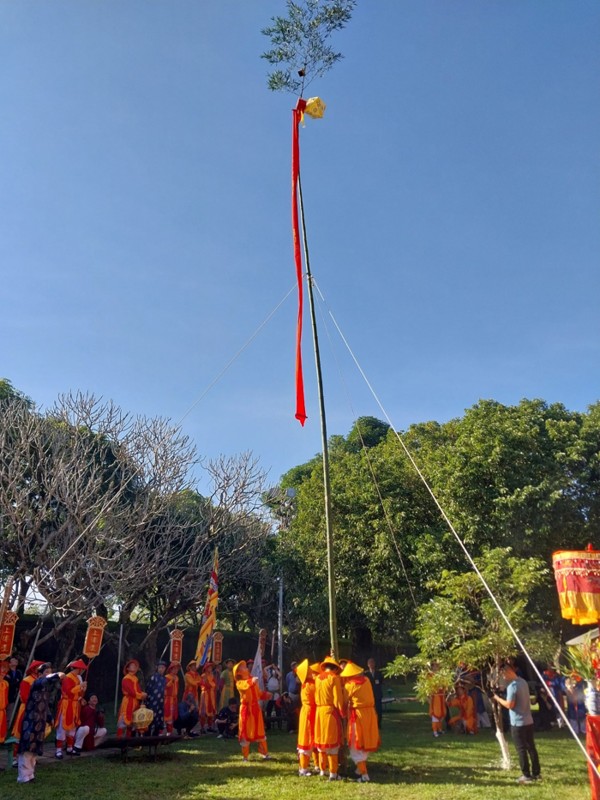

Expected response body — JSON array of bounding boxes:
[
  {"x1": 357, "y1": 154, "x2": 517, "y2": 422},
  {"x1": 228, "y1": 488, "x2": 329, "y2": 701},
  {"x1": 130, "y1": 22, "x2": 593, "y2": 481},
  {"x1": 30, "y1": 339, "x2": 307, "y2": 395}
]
[{"x1": 195, "y1": 549, "x2": 219, "y2": 665}]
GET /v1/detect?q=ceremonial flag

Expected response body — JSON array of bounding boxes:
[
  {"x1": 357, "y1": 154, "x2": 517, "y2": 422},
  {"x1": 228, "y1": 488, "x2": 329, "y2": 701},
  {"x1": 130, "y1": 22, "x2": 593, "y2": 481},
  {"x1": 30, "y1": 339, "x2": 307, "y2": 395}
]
[{"x1": 195, "y1": 549, "x2": 219, "y2": 665}]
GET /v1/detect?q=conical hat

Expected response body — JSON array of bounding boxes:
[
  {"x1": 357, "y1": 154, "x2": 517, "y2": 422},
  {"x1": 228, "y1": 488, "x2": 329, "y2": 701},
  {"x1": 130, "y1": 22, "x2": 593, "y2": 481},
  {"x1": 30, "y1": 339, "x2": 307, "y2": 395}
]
[
  {"x1": 340, "y1": 661, "x2": 364, "y2": 679},
  {"x1": 296, "y1": 658, "x2": 310, "y2": 685},
  {"x1": 320, "y1": 655, "x2": 340, "y2": 670},
  {"x1": 232, "y1": 660, "x2": 247, "y2": 680}
]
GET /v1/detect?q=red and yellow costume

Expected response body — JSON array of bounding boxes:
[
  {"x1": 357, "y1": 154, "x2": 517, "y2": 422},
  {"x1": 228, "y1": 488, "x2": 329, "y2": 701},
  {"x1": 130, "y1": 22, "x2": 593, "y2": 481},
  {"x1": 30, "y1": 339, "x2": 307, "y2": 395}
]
[
  {"x1": 296, "y1": 659, "x2": 318, "y2": 775},
  {"x1": 164, "y1": 663, "x2": 180, "y2": 733},
  {"x1": 200, "y1": 664, "x2": 217, "y2": 729},
  {"x1": 184, "y1": 661, "x2": 203, "y2": 705},
  {"x1": 429, "y1": 688, "x2": 447, "y2": 736},
  {"x1": 341, "y1": 662, "x2": 380, "y2": 781},
  {"x1": 218, "y1": 661, "x2": 236, "y2": 710},
  {"x1": 448, "y1": 687, "x2": 477, "y2": 734},
  {"x1": 234, "y1": 660, "x2": 271, "y2": 760},
  {"x1": 0, "y1": 661, "x2": 9, "y2": 743},
  {"x1": 117, "y1": 659, "x2": 146, "y2": 736},
  {"x1": 55, "y1": 662, "x2": 86, "y2": 754},
  {"x1": 314, "y1": 657, "x2": 346, "y2": 780}
]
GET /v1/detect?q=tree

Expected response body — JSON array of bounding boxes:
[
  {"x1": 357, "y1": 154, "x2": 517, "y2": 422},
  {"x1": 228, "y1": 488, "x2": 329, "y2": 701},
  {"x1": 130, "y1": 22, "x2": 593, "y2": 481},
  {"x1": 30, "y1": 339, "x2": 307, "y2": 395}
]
[
  {"x1": 262, "y1": 0, "x2": 356, "y2": 94},
  {"x1": 384, "y1": 547, "x2": 556, "y2": 769}
]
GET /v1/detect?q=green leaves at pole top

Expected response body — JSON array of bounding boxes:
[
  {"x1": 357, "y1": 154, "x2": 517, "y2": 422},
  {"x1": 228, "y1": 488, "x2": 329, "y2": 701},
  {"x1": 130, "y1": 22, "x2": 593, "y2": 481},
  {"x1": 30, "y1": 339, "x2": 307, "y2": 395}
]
[{"x1": 262, "y1": 0, "x2": 356, "y2": 94}]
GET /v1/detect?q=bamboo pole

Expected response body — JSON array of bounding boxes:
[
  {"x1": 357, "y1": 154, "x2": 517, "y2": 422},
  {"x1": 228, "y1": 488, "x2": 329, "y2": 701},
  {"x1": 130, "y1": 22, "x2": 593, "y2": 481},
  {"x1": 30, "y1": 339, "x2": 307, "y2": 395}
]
[{"x1": 297, "y1": 172, "x2": 338, "y2": 660}]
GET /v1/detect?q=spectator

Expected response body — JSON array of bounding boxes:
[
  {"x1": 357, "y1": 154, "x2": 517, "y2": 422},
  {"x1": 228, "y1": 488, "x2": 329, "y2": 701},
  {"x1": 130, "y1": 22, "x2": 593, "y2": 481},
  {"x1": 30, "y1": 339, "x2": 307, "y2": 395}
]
[
  {"x1": 285, "y1": 663, "x2": 301, "y2": 705},
  {"x1": 73, "y1": 694, "x2": 107, "y2": 753},
  {"x1": 365, "y1": 658, "x2": 384, "y2": 728},
  {"x1": 5, "y1": 656, "x2": 22, "y2": 722},
  {"x1": 174, "y1": 693, "x2": 200, "y2": 738},
  {"x1": 493, "y1": 662, "x2": 541, "y2": 784},
  {"x1": 215, "y1": 698, "x2": 239, "y2": 739}
]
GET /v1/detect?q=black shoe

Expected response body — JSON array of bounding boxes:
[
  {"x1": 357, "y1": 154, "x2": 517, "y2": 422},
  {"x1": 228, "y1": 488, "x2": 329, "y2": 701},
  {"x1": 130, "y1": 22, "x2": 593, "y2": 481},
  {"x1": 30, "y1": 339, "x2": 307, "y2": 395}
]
[{"x1": 72, "y1": 747, "x2": 82, "y2": 756}]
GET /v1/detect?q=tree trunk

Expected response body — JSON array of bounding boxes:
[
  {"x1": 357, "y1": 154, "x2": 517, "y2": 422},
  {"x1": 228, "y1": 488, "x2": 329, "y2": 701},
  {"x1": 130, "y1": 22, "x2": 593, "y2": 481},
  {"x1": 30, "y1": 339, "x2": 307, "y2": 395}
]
[{"x1": 492, "y1": 701, "x2": 511, "y2": 770}]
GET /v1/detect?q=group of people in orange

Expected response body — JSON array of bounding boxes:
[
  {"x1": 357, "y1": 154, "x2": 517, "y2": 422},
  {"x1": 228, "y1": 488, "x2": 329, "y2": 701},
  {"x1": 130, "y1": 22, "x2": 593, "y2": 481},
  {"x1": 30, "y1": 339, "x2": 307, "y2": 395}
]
[
  {"x1": 231, "y1": 654, "x2": 381, "y2": 782},
  {"x1": 1, "y1": 651, "x2": 382, "y2": 785}
]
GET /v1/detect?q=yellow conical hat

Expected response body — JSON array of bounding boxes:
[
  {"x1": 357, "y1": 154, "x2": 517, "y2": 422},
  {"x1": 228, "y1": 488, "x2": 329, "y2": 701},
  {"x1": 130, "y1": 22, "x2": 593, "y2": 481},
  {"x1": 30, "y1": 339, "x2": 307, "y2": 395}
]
[
  {"x1": 320, "y1": 655, "x2": 340, "y2": 670},
  {"x1": 340, "y1": 661, "x2": 364, "y2": 679},
  {"x1": 296, "y1": 658, "x2": 310, "y2": 685}
]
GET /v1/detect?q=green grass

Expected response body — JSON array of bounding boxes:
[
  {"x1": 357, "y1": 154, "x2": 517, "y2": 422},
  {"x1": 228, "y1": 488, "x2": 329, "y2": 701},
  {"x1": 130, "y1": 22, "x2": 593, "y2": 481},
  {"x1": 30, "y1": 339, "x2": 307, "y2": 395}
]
[{"x1": 0, "y1": 702, "x2": 590, "y2": 800}]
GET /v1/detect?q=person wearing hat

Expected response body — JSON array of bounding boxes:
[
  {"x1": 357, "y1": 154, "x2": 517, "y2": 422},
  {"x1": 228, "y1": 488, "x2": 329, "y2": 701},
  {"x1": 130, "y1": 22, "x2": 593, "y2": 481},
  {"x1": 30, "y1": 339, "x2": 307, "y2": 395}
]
[
  {"x1": 199, "y1": 662, "x2": 217, "y2": 733},
  {"x1": 146, "y1": 660, "x2": 168, "y2": 736},
  {"x1": 314, "y1": 656, "x2": 346, "y2": 781},
  {"x1": 10, "y1": 660, "x2": 46, "y2": 767},
  {"x1": 55, "y1": 658, "x2": 88, "y2": 758},
  {"x1": 117, "y1": 659, "x2": 147, "y2": 738},
  {"x1": 164, "y1": 662, "x2": 181, "y2": 735},
  {"x1": 296, "y1": 659, "x2": 319, "y2": 776},
  {"x1": 17, "y1": 663, "x2": 65, "y2": 784},
  {"x1": 184, "y1": 660, "x2": 203, "y2": 707},
  {"x1": 233, "y1": 660, "x2": 272, "y2": 761},
  {"x1": 218, "y1": 658, "x2": 236, "y2": 711},
  {"x1": 341, "y1": 661, "x2": 380, "y2": 783}
]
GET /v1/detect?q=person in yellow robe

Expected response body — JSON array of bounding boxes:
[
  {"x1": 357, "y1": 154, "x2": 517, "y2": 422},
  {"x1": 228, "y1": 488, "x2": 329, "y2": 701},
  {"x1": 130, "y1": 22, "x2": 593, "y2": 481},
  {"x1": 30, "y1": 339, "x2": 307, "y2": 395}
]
[
  {"x1": 164, "y1": 662, "x2": 180, "y2": 734},
  {"x1": 116, "y1": 659, "x2": 147, "y2": 737},
  {"x1": 55, "y1": 658, "x2": 87, "y2": 758},
  {"x1": 0, "y1": 660, "x2": 9, "y2": 744},
  {"x1": 341, "y1": 661, "x2": 381, "y2": 783},
  {"x1": 448, "y1": 683, "x2": 477, "y2": 734},
  {"x1": 234, "y1": 660, "x2": 271, "y2": 761},
  {"x1": 184, "y1": 661, "x2": 203, "y2": 706},
  {"x1": 218, "y1": 659, "x2": 236, "y2": 711},
  {"x1": 314, "y1": 656, "x2": 346, "y2": 781},
  {"x1": 296, "y1": 659, "x2": 319, "y2": 776},
  {"x1": 429, "y1": 688, "x2": 447, "y2": 737}
]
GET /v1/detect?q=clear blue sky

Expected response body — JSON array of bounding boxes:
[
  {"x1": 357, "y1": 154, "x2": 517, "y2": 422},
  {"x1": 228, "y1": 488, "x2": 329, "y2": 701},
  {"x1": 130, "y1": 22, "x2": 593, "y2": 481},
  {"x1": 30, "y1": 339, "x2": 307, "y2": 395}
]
[{"x1": 1, "y1": 1, "x2": 599, "y2": 493}]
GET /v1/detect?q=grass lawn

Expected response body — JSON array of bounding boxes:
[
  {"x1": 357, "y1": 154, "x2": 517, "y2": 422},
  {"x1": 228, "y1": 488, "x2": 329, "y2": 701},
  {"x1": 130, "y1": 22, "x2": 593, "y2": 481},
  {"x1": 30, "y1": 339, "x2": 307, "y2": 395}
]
[{"x1": 0, "y1": 698, "x2": 590, "y2": 800}]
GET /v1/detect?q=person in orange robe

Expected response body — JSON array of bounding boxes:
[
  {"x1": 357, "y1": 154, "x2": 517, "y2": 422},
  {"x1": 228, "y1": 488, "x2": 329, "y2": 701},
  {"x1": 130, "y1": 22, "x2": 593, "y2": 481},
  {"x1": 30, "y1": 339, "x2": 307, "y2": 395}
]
[
  {"x1": 117, "y1": 659, "x2": 147, "y2": 737},
  {"x1": 341, "y1": 661, "x2": 381, "y2": 783},
  {"x1": 199, "y1": 662, "x2": 217, "y2": 732},
  {"x1": 234, "y1": 660, "x2": 271, "y2": 761},
  {"x1": 296, "y1": 659, "x2": 319, "y2": 776},
  {"x1": 429, "y1": 688, "x2": 448, "y2": 737},
  {"x1": 448, "y1": 684, "x2": 477, "y2": 734},
  {"x1": 0, "y1": 660, "x2": 9, "y2": 744},
  {"x1": 55, "y1": 658, "x2": 87, "y2": 758},
  {"x1": 314, "y1": 656, "x2": 346, "y2": 781},
  {"x1": 10, "y1": 660, "x2": 46, "y2": 766},
  {"x1": 164, "y1": 662, "x2": 180, "y2": 734},
  {"x1": 184, "y1": 661, "x2": 203, "y2": 706}
]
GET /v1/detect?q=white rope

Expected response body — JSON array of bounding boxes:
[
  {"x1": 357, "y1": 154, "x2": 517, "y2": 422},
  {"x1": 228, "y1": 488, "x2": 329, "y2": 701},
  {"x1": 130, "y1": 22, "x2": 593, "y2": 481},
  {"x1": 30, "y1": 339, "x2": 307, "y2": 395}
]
[{"x1": 312, "y1": 278, "x2": 600, "y2": 778}]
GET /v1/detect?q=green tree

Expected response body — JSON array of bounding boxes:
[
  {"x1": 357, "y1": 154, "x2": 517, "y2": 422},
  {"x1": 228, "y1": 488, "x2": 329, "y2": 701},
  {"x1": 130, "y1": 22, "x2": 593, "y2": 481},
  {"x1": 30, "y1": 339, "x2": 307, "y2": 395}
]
[{"x1": 262, "y1": 0, "x2": 356, "y2": 94}]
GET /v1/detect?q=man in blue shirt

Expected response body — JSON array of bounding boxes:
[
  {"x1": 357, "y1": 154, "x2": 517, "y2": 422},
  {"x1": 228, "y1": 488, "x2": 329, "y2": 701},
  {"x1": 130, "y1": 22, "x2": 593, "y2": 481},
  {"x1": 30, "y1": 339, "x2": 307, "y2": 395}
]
[{"x1": 493, "y1": 662, "x2": 541, "y2": 784}]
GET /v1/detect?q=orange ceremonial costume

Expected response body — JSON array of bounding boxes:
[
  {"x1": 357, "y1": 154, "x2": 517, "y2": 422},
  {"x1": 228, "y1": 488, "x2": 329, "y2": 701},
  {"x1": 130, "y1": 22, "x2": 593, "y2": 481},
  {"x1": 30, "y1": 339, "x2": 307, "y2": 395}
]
[
  {"x1": 429, "y1": 688, "x2": 447, "y2": 736},
  {"x1": 341, "y1": 662, "x2": 380, "y2": 782},
  {"x1": 200, "y1": 664, "x2": 217, "y2": 730},
  {"x1": 314, "y1": 657, "x2": 346, "y2": 781},
  {"x1": 296, "y1": 659, "x2": 318, "y2": 776},
  {"x1": 0, "y1": 661, "x2": 8, "y2": 743},
  {"x1": 117, "y1": 660, "x2": 146, "y2": 736},
  {"x1": 448, "y1": 688, "x2": 477, "y2": 734},
  {"x1": 164, "y1": 663, "x2": 180, "y2": 734},
  {"x1": 55, "y1": 663, "x2": 86, "y2": 755},
  {"x1": 184, "y1": 661, "x2": 203, "y2": 705},
  {"x1": 234, "y1": 660, "x2": 271, "y2": 760}
]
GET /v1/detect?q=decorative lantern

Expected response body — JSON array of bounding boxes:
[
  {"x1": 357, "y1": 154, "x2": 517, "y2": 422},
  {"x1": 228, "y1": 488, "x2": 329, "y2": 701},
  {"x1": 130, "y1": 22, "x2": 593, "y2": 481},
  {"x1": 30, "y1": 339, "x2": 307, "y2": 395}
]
[
  {"x1": 553, "y1": 546, "x2": 600, "y2": 625},
  {"x1": 133, "y1": 704, "x2": 154, "y2": 735}
]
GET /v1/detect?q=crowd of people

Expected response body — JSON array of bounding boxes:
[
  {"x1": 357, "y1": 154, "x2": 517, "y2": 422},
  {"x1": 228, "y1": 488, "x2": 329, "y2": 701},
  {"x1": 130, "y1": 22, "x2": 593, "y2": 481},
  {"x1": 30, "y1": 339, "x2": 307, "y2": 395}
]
[{"x1": 0, "y1": 652, "x2": 382, "y2": 785}]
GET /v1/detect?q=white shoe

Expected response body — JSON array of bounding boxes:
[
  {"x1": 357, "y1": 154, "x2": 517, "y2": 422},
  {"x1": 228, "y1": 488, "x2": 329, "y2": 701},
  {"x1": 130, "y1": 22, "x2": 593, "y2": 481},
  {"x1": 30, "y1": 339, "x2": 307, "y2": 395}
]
[
  {"x1": 298, "y1": 769, "x2": 312, "y2": 777},
  {"x1": 328, "y1": 774, "x2": 342, "y2": 781},
  {"x1": 357, "y1": 774, "x2": 370, "y2": 783}
]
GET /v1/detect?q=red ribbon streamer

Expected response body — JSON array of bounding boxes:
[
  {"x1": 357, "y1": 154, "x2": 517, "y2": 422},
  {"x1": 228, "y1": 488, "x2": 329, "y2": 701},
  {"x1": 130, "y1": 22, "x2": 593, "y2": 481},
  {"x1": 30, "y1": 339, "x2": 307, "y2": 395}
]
[{"x1": 292, "y1": 98, "x2": 307, "y2": 426}]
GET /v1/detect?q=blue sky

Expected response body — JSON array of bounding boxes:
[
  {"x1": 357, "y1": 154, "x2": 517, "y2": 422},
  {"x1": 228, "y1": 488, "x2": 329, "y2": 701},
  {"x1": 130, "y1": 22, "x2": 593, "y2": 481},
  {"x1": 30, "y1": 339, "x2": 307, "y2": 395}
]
[{"x1": 1, "y1": 1, "x2": 598, "y2": 494}]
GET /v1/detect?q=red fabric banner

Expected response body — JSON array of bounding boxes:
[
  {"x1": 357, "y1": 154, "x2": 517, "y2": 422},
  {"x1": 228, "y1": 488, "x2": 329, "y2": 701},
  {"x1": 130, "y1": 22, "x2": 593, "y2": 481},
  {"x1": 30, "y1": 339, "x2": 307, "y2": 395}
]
[
  {"x1": 587, "y1": 715, "x2": 600, "y2": 798},
  {"x1": 292, "y1": 98, "x2": 307, "y2": 426}
]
